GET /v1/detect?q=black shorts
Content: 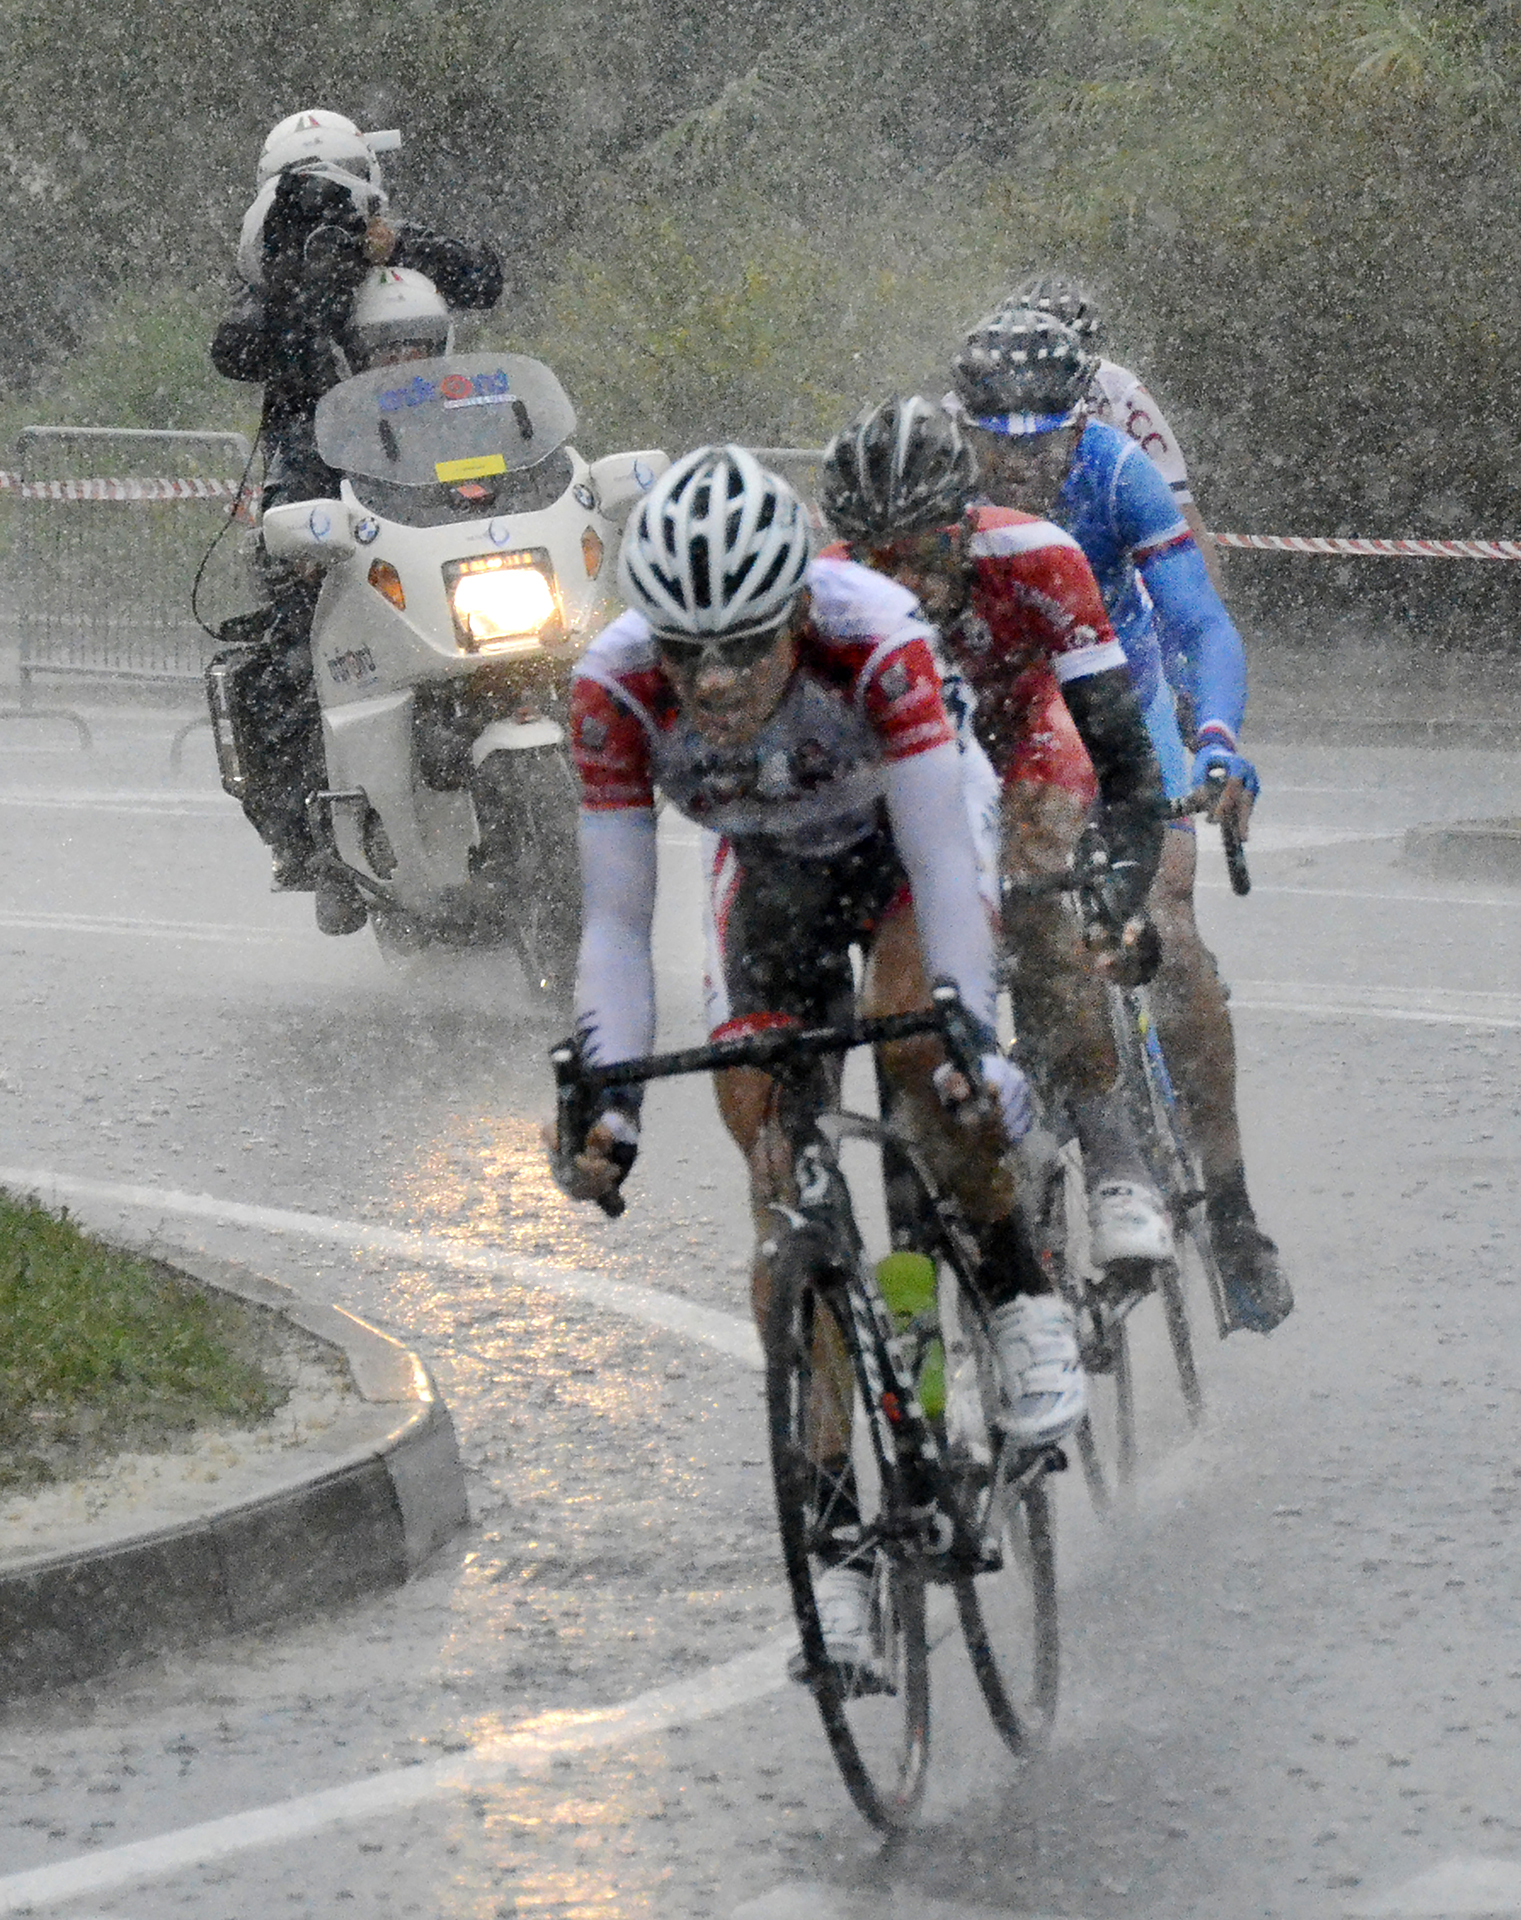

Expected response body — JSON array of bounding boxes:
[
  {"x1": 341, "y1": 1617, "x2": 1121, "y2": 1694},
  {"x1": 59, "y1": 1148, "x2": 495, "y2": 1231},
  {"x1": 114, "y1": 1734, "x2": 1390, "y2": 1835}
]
[{"x1": 702, "y1": 823, "x2": 908, "y2": 1037}]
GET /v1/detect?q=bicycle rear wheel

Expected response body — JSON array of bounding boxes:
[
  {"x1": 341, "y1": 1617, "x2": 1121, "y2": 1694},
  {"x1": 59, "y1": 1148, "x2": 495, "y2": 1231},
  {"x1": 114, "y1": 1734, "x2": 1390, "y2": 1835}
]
[
  {"x1": 940, "y1": 1274, "x2": 1060, "y2": 1753},
  {"x1": 766, "y1": 1244, "x2": 930, "y2": 1832}
]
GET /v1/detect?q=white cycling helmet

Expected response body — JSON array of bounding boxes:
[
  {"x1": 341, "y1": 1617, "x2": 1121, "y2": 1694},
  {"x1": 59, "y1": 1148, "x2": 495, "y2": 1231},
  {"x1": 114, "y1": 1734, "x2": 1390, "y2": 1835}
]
[
  {"x1": 345, "y1": 267, "x2": 452, "y2": 370},
  {"x1": 256, "y1": 109, "x2": 402, "y2": 190},
  {"x1": 617, "y1": 445, "x2": 812, "y2": 639}
]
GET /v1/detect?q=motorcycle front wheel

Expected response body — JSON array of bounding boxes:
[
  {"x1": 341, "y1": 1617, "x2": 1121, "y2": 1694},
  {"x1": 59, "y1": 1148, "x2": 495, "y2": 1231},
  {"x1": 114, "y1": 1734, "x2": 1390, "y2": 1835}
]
[{"x1": 472, "y1": 747, "x2": 581, "y2": 1014}]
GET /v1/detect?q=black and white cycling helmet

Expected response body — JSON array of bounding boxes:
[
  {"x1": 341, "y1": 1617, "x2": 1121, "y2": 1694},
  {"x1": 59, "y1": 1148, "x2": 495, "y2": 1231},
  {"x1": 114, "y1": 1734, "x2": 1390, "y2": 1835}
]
[
  {"x1": 950, "y1": 309, "x2": 1098, "y2": 435},
  {"x1": 1004, "y1": 273, "x2": 1102, "y2": 345},
  {"x1": 617, "y1": 445, "x2": 813, "y2": 639},
  {"x1": 820, "y1": 395, "x2": 979, "y2": 544}
]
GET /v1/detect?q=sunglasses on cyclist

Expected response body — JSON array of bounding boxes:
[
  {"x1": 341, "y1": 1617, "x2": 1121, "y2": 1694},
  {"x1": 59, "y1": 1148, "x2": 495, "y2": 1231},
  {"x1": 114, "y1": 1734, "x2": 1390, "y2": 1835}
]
[{"x1": 654, "y1": 616, "x2": 796, "y2": 675}]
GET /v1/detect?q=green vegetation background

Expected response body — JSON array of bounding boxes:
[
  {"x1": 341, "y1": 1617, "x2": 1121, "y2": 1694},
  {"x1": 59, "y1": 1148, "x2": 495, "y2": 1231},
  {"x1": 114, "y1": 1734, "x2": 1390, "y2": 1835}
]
[{"x1": 3, "y1": 0, "x2": 1516, "y2": 643}]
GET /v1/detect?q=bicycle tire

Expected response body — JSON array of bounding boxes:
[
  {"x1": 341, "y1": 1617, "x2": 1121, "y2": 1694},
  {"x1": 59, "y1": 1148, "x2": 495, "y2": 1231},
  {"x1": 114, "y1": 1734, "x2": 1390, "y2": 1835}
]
[
  {"x1": 955, "y1": 1469, "x2": 1059, "y2": 1754},
  {"x1": 765, "y1": 1243, "x2": 930, "y2": 1832}
]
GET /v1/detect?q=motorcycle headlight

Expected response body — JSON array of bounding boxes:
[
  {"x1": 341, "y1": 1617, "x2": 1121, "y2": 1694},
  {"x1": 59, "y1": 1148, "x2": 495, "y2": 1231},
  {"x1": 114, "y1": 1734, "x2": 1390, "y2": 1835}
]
[{"x1": 444, "y1": 549, "x2": 564, "y2": 655}]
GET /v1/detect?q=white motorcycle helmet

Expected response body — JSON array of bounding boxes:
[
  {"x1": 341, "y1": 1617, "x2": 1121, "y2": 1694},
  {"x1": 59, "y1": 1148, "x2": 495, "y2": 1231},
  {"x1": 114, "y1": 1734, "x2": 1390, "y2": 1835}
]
[
  {"x1": 344, "y1": 267, "x2": 453, "y2": 371},
  {"x1": 255, "y1": 110, "x2": 401, "y2": 191},
  {"x1": 240, "y1": 112, "x2": 402, "y2": 285},
  {"x1": 618, "y1": 445, "x2": 813, "y2": 639}
]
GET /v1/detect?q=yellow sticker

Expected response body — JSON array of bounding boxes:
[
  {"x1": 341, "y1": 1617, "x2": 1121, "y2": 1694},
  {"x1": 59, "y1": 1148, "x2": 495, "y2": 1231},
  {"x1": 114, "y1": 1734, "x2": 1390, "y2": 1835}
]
[{"x1": 435, "y1": 454, "x2": 507, "y2": 482}]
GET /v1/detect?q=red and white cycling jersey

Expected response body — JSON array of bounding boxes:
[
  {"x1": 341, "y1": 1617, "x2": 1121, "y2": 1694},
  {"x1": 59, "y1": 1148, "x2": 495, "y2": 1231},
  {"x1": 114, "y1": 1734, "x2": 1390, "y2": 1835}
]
[
  {"x1": 928, "y1": 506, "x2": 1125, "y2": 795},
  {"x1": 1090, "y1": 360, "x2": 1193, "y2": 504},
  {"x1": 571, "y1": 555, "x2": 954, "y2": 858}
]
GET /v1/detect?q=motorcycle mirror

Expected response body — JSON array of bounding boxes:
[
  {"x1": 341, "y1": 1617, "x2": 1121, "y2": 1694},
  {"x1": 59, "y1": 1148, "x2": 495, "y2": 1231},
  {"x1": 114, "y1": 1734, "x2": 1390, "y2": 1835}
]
[
  {"x1": 261, "y1": 499, "x2": 359, "y2": 564},
  {"x1": 588, "y1": 449, "x2": 672, "y2": 525}
]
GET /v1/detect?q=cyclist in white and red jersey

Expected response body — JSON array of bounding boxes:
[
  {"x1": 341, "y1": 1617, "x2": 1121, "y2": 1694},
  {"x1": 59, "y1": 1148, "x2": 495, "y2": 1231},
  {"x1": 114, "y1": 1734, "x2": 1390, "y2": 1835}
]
[
  {"x1": 1003, "y1": 275, "x2": 1226, "y2": 595},
  {"x1": 820, "y1": 396, "x2": 1171, "y2": 1271},
  {"x1": 553, "y1": 445, "x2": 1085, "y2": 1672}
]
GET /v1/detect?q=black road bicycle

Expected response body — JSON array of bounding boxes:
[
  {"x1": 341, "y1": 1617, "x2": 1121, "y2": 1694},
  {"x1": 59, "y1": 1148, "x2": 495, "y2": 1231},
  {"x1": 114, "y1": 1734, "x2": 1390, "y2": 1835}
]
[
  {"x1": 1006, "y1": 772, "x2": 1248, "y2": 1504},
  {"x1": 553, "y1": 986, "x2": 1062, "y2": 1833}
]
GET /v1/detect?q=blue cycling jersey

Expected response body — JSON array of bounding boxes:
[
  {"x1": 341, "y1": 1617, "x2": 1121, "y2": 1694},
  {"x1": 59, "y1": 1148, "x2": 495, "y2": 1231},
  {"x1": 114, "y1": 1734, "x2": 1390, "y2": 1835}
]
[{"x1": 1054, "y1": 420, "x2": 1247, "y2": 747}]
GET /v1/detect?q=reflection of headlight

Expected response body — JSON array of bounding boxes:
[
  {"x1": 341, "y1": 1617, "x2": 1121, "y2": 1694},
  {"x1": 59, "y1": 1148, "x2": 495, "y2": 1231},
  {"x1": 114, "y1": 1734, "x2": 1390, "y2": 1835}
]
[{"x1": 444, "y1": 550, "x2": 563, "y2": 655}]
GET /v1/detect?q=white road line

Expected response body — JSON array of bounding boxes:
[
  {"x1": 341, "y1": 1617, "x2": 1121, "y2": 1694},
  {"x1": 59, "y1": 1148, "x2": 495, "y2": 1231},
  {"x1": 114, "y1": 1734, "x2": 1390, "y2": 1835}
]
[
  {"x1": 0, "y1": 1639, "x2": 794, "y2": 1913},
  {"x1": 1347, "y1": 1854, "x2": 1521, "y2": 1916},
  {"x1": 733, "y1": 1884, "x2": 1061, "y2": 1920},
  {"x1": 1230, "y1": 979, "x2": 1521, "y2": 1030},
  {"x1": 0, "y1": 1168, "x2": 763, "y2": 1370},
  {"x1": 0, "y1": 910, "x2": 284, "y2": 944},
  {"x1": 0, "y1": 788, "x2": 229, "y2": 815},
  {"x1": 1199, "y1": 878, "x2": 1521, "y2": 907}
]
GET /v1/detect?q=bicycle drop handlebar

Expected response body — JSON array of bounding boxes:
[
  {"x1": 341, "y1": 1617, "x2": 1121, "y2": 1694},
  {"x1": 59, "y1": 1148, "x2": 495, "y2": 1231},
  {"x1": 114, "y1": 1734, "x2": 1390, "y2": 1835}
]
[
  {"x1": 1006, "y1": 768, "x2": 1251, "y2": 909},
  {"x1": 1173, "y1": 765, "x2": 1251, "y2": 896},
  {"x1": 551, "y1": 982, "x2": 986, "y2": 1218}
]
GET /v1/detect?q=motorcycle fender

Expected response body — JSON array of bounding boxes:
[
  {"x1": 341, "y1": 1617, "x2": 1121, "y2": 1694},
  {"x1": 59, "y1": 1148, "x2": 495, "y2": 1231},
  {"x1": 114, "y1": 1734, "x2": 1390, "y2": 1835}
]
[{"x1": 470, "y1": 718, "x2": 564, "y2": 763}]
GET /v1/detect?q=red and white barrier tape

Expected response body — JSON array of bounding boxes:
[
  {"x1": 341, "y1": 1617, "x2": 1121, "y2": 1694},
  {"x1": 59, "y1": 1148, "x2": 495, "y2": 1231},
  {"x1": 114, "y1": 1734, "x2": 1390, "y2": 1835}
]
[
  {"x1": 0, "y1": 474, "x2": 1514, "y2": 560},
  {"x1": 1212, "y1": 531, "x2": 1521, "y2": 561},
  {"x1": 0, "y1": 471, "x2": 252, "y2": 504}
]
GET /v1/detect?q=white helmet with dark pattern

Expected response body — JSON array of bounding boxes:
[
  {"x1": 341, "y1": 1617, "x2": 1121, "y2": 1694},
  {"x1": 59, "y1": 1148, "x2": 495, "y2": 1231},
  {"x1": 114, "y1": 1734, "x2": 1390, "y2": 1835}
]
[{"x1": 617, "y1": 445, "x2": 813, "y2": 639}]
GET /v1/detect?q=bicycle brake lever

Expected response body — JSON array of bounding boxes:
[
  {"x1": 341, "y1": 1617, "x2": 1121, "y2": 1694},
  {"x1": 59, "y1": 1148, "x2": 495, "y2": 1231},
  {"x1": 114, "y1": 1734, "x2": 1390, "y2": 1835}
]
[
  {"x1": 550, "y1": 1038, "x2": 627, "y2": 1216},
  {"x1": 1204, "y1": 765, "x2": 1252, "y2": 897},
  {"x1": 929, "y1": 980, "x2": 985, "y2": 1084}
]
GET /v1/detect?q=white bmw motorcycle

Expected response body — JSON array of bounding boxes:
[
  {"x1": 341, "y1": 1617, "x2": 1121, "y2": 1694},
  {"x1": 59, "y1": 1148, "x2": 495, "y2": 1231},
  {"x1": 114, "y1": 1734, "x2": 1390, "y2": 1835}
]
[{"x1": 218, "y1": 352, "x2": 666, "y2": 1005}]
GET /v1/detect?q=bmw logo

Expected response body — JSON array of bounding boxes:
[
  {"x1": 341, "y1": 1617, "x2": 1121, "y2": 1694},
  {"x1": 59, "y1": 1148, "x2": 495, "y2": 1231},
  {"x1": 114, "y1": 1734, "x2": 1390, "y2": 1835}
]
[
  {"x1": 354, "y1": 516, "x2": 380, "y2": 546},
  {"x1": 573, "y1": 482, "x2": 596, "y2": 511},
  {"x1": 487, "y1": 517, "x2": 511, "y2": 546}
]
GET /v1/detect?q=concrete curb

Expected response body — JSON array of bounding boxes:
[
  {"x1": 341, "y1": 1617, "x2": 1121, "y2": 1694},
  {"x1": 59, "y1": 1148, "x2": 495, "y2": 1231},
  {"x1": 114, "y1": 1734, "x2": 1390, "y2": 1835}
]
[
  {"x1": 1402, "y1": 817, "x2": 1521, "y2": 885},
  {"x1": 0, "y1": 1247, "x2": 469, "y2": 1704}
]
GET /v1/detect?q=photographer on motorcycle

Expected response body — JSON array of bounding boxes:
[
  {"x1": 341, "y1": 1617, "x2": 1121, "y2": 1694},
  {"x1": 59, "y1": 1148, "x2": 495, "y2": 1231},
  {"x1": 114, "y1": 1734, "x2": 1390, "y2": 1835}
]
[{"x1": 211, "y1": 110, "x2": 502, "y2": 928}]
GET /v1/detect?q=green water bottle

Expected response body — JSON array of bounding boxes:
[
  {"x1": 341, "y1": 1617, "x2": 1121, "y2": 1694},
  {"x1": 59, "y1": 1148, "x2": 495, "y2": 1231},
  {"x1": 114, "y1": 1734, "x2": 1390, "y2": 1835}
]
[{"x1": 875, "y1": 1251, "x2": 945, "y2": 1419}]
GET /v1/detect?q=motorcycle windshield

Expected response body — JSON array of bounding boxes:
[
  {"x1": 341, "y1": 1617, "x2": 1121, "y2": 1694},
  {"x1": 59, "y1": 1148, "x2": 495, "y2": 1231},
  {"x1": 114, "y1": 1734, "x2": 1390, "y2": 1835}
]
[{"x1": 315, "y1": 353, "x2": 577, "y2": 486}]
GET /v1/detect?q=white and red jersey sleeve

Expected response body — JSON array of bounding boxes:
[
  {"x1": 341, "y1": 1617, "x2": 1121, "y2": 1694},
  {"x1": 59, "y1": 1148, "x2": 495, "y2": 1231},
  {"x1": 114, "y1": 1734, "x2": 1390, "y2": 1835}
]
[
  {"x1": 569, "y1": 610, "x2": 672, "y2": 812},
  {"x1": 802, "y1": 555, "x2": 955, "y2": 760},
  {"x1": 967, "y1": 508, "x2": 1128, "y2": 685}
]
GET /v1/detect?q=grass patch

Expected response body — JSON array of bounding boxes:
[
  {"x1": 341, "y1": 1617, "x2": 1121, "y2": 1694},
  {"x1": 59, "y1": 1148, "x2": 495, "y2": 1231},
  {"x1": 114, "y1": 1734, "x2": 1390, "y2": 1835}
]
[{"x1": 0, "y1": 1190, "x2": 287, "y2": 1494}]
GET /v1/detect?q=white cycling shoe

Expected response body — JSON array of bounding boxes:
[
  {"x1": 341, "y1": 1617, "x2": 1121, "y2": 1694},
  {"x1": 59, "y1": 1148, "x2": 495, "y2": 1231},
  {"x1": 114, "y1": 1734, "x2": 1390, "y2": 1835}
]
[
  {"x1": 1088, "y1": 1179, "x2": 1175, "y2": 1269},
  {"x1": 789, "y1": 1562, "x2": 893, "y2": 1694},
  {"x1": 989, "y1": 1293, "x2": 1088, "y2": 1448}
]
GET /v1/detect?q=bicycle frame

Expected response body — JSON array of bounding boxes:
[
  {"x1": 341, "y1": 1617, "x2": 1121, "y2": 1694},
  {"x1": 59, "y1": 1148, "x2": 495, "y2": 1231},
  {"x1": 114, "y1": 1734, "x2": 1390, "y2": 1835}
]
[{"x1": 551, "y1": 985, "x2": 1046, "y2": 1570}]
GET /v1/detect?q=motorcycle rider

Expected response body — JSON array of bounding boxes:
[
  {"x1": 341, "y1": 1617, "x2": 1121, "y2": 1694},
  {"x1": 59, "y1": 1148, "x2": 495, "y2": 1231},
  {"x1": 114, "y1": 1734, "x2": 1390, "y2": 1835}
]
[
  {"x1": 947, "y1": 308, "x2": 1291, "y2": 1333},
  {"x1": 211, "y1": 110, "x2": 502, "y2": 929}
]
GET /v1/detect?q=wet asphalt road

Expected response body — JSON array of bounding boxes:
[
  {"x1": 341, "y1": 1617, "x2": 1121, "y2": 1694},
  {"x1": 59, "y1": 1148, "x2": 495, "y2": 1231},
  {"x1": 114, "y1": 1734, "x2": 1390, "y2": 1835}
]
[{"x1": 3, "y1": 708, "x2": 1521, "y2": 1919}]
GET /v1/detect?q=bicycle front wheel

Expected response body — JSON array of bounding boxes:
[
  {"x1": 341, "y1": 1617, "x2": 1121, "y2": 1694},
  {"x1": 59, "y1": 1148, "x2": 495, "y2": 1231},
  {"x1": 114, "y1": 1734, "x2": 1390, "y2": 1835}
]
[
  {"x1": 766, "y1": 1248, "x2": 930, "y2": 1832},
  {"x1": 955, "y1": 1467, "x2": 1059, "y2": 1754}
]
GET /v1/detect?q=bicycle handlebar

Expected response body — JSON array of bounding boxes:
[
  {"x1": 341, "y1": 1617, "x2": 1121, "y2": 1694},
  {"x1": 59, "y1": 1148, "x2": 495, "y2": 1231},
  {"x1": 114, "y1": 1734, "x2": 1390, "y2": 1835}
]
[
  {"x1": 1170, "y1": 765, "x2": 1251, "y2": 896},
  {"x1": 551, "y1": 982, "x2": 984, "y2": 1218},
  {"x1": 1006, "y1": 769, "x2": 1250, "y2": 906}
]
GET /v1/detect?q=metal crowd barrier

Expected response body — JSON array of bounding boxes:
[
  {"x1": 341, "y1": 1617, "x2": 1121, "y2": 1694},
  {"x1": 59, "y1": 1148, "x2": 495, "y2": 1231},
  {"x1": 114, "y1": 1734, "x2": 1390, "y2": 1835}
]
[{"x1": 0, "y1": 426, "x2": 256, "y2": 753}]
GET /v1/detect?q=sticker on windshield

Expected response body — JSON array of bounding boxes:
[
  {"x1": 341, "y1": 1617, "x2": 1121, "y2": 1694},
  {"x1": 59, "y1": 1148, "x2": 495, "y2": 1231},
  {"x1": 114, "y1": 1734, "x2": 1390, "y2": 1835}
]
[
  {"x1": 379, "y1": 368, "x2": 513, "y2": 413},
  {"x1": 436, "y1": 454, "x2": 507, "y2": 483}
]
